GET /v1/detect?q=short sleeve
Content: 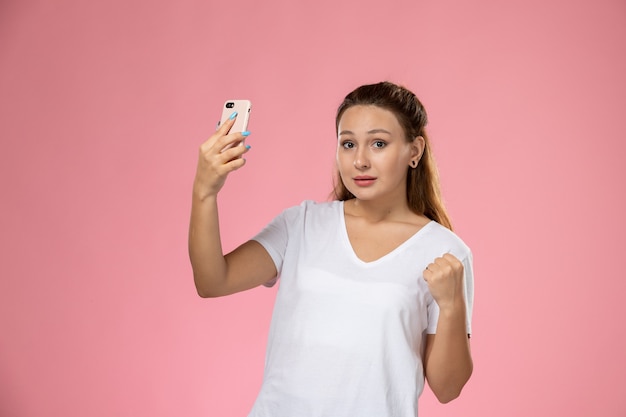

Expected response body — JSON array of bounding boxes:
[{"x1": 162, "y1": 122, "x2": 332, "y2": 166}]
[
  {"x1": 251, "y1": 203, "x2": 303, "y2": 287},
  {"x1": 462, "y1": 252, "x2": 474, "y2": 336}
]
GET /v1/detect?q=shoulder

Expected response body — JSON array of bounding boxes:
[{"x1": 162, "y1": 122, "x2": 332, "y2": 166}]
[
  {"x1": 422, "y1": 221, "x2": 472, "y2": 260},
  {"x1": 283, "y1": 199, "x2": 340, "y2": 216},
  {"x1": 270, "y1": 200, "x2": 340, "y2": 226}
]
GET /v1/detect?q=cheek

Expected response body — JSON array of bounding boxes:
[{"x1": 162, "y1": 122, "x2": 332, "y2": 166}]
[
  {"x1": 376, "y1": 154, "x2": 409, "y2": 177},
  {"x1": 335, "y1": 149, "x2": 349, "y2": 170}
]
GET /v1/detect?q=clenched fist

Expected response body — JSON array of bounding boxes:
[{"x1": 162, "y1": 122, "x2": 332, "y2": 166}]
[{"x1": 423, "y1": 253, "x2": 466, "y2": 312}]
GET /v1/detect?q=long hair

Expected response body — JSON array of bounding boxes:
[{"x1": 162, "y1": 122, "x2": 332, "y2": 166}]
[{"x1": 332, "y1": 81, "x2": 453, "y2": 230}]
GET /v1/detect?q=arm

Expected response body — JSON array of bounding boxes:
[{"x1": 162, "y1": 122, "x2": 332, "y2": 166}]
[
  {"x1": 188, "y1": 115, "x2": 277, "y2": 297},
  {"x1": 422, "y1": 254, "x2": 473, "y2": 403}
]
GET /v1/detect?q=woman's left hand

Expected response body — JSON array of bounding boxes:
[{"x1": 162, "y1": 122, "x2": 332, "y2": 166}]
[{"x1": 423, "y1": 253, "x2": 465, "y2": 312}]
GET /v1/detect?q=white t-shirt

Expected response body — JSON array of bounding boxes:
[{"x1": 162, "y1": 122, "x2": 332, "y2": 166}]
[{"x1": 248, "y1": 200, "x2": 474, "y2": 417}]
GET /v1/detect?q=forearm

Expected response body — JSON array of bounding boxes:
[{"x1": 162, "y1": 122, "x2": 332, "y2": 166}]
[
  {"x1": 188, "y1": 191, "x2": 228, "y2": 297},
  {"x1": 424, "y1": 300, "x2": 473, "y2": 403}
]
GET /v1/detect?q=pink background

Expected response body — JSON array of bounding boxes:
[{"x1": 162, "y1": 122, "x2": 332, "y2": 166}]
[{"x1": 1, "y1": 0, "x2": 625, "y2": 416}]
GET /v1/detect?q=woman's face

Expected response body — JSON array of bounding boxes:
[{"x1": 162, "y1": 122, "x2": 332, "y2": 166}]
[{"x1": 336, "y1": 105, "x2": 420, "y2": 204}]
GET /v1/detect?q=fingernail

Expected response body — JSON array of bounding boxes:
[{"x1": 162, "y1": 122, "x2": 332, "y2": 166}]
[
  {"x1": 245, "y1": 144, "x2": 251, "y2": 150},
  {"x1": 229, "y1": 111, "x2": 238, "y2": 120},
  {"x1": 241, "y1": 131, "x2": 251, "y2": 136}
]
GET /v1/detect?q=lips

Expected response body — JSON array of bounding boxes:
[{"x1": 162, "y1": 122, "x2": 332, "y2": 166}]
[{"x1": 353, "y1": 176, "x2": 377, "y2": 187}]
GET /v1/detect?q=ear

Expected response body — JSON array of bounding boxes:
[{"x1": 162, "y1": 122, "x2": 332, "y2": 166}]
[{"x1": 411, "y1": 136, "x2": 425, "y2": 160}]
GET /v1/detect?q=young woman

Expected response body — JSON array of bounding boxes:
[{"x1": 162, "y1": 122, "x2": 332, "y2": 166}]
[{"x1": 189, "y1": 81, "x2": 474, "y2": 416}]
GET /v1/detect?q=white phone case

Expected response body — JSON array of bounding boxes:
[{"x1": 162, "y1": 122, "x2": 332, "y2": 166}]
[
  {"x1": 218, "y1": 99, "x2": 252, "y2": 153},
  {"x1": 218, "y1": 99, "x2": 252, "y2": 133}
]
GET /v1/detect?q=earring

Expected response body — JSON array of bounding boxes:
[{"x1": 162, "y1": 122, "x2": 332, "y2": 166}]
[{"x1": 410, "y1": 160, "x2": 418, "y2": 168}]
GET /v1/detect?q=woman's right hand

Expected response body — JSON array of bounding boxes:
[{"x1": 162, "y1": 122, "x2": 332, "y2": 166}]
[{"x1": 193, "y1": 112, "x2": 251, "y2": 201}]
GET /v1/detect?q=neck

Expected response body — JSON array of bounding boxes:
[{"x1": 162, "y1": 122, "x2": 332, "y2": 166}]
[{"x1": 347, "y1": 195, "x2": 411, "y2": 223}]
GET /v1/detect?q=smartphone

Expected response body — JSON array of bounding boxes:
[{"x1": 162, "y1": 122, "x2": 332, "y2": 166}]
[
  {"x1": 218, "y1": 99, "x2": 252, "y2": 132},
  {"x1": 217, "y1": 99, "x2": 252, "y2": 153}
]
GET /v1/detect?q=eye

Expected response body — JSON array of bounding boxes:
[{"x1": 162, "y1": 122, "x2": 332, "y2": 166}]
[
  {"x1": 341, "y1": 141, "x2": 355, "y2": 149},
  {"x1": 372, "y1": 140, "x2": 386, "y2": 149}
]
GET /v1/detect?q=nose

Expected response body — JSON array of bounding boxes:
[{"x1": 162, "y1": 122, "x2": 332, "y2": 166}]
[{"x1": 353, "y1": 148, "x2": 370, "y2": 170}]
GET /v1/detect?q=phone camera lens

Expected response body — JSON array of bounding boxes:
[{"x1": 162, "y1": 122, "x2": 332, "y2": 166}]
[{"x1": 226, "y1": 102, "x2": 234, "y2": 108}]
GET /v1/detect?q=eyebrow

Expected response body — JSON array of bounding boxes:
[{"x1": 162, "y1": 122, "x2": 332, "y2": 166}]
[{"x1": 338, "y1": 129, "x2": 392, "y2": 136}]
